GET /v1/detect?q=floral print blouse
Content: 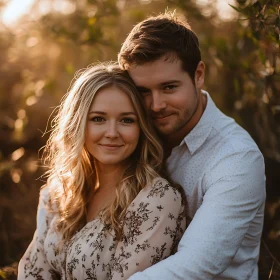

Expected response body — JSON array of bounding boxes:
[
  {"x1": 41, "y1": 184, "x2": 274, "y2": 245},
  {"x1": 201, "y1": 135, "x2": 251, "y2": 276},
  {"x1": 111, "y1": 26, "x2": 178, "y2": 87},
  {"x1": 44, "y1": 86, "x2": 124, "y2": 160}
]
[{"x1": 18, "y1": 177, "x2": 186, "y2": 280}]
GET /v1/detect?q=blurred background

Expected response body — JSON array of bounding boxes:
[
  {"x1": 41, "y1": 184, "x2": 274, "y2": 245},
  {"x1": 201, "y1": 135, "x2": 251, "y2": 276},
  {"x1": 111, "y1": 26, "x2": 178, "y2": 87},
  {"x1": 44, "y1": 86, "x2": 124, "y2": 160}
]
[{"x1": 0, "y1": 0, "x2": 279, "y2": 279}]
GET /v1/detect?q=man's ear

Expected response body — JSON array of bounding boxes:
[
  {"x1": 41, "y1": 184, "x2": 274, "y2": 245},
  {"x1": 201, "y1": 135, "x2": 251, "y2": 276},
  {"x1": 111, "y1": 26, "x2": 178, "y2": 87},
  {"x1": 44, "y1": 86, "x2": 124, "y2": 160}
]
[{"x1": 195, "y1": 61, "x2": 205, "y2": 90}]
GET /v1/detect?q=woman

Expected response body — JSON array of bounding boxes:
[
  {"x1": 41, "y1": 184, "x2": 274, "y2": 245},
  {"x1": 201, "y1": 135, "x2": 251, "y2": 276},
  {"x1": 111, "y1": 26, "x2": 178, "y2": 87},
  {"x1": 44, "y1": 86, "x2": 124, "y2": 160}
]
[{"x1": 18, "y1": 63, "x2": 186, "y2": 280}]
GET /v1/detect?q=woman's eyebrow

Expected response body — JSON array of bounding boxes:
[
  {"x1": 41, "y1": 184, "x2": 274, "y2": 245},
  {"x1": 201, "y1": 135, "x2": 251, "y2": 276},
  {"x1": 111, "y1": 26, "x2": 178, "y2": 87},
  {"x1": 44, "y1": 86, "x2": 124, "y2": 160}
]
[
  {"x1": 88, "y1": 111, "x2": 137, "y2": 116},
  {"x1": 88, "y1": 111, "x2": 106, "y2": 115}
]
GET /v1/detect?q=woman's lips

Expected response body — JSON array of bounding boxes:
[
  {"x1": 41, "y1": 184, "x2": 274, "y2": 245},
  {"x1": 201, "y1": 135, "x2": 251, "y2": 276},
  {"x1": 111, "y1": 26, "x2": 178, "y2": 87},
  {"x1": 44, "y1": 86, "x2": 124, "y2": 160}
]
[{"x1": 99, "y1": 144, "x2": 123, "y2": 151}]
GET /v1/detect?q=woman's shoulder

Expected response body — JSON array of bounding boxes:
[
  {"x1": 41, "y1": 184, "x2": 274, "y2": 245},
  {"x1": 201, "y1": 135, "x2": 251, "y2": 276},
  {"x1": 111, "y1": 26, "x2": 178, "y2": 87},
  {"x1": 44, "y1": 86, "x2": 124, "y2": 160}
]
[
  {"x1": 39, "y1": 182, "x2": 61, "y2": 210},
  {"x1": 135, "y1": 177, "x2": 185, "y2": 206},
  {"x1": 37, "y1": 184, "x2": 59, "y2": 225},
  {"x1": 39, "y1": 185, "x2": 56, "y2": 208},
  {"x1": 124, "y1": 177, "x2": 186, "y2": 230},
  {"x1": 39, "y1": 185, "x2": 50, "y2": 200}
]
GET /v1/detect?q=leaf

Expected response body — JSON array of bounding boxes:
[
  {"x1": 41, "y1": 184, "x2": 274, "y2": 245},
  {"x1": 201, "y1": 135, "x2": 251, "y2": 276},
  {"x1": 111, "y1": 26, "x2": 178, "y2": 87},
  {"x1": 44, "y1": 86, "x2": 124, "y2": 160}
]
[
  {"x1": 229, "y1": 4, "x2": 244, "y2": 13},
  {"x1": 0, "y1": 269, "x2": 7, "y2": 279}
]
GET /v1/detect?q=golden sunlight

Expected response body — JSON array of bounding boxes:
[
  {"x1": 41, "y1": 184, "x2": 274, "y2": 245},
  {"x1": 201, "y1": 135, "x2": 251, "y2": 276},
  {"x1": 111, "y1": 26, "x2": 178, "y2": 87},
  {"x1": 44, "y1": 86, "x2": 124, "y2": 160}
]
[
  {"x1": 1, "y1": 0, "x2": 76, "y2": 27},
  {"x1": 1, "y1": 0, "x2": 237, "y2": 28},
  {"x1": 2, "y1": 0, "x2": 35, "y2": 26},
  {"x1": 196, "y1": 0, "x2": 237, "y2": 21}
]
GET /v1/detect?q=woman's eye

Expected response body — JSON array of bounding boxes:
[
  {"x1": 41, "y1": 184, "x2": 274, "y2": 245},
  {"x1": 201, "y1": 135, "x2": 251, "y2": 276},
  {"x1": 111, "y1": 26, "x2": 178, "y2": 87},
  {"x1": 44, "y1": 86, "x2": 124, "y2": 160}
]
[
  {"x1": 121, "y1": 118, "x2": 135, "y2": 124},
  {"x1": 91, "y1": 116, "x2": 105, "y2": 122}
]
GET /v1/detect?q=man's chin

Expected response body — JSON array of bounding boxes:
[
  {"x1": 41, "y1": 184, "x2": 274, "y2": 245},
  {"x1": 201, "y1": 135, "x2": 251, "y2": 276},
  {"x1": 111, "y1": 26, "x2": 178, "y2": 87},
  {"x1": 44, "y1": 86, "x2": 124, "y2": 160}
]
[{"x1": 154, "y1": 125, "x2": 174, "y2": 136}]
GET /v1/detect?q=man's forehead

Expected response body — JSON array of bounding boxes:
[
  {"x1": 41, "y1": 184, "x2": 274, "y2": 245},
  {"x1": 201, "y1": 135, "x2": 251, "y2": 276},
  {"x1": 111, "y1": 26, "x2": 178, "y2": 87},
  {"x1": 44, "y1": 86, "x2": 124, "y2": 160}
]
[
  {"x1": 127, "y1": 57, "x2": 184, "y2": 86},
  {"x1": 128, "y1": 53, "x2": 181, "y2": 69}
]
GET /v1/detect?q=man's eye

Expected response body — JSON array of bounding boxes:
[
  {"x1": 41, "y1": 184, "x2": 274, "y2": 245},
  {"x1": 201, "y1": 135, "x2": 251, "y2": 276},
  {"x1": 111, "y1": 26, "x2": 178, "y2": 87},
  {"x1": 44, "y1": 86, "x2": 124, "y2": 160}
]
[
  {"x1": 164, "y1": 85, "x2": 177, "y2": 90},
  {"x1": 121, "y1": 118, "x2": 135, "y2": 124},
  {"x1": 137, "y1": 87, "x2": 150, "y2": 95},
  {"x1": 91, "y1": 116, "x2": 105, "y2": 122}
]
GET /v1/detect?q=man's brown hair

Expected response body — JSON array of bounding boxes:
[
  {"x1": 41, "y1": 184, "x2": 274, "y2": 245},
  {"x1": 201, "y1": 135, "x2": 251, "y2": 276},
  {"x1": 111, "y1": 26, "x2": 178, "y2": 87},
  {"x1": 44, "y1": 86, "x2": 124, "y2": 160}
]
[{"x1": 118, "y1": 11, "x2": 201, "y2": 81}]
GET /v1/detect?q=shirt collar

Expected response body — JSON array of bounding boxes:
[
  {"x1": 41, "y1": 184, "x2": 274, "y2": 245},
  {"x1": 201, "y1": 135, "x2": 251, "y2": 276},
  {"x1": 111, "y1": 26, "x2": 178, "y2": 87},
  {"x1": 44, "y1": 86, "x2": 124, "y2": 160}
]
[{"x1": 180, "y1": 91, "x2": 219, "y2": 155}]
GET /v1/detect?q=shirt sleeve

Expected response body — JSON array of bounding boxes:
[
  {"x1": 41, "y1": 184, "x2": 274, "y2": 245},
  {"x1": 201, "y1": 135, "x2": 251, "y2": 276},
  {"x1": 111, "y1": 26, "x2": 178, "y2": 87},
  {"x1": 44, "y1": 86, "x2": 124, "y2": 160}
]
[
  {"x1": 110, "y1": 178, "x2": 186, "y2": 280},
  {"x1": 18, "y1": 187, "x2": 58, "y2": 280},
  {"x1": 129, "y1": 149, "x2": 266, "y2": 279}
]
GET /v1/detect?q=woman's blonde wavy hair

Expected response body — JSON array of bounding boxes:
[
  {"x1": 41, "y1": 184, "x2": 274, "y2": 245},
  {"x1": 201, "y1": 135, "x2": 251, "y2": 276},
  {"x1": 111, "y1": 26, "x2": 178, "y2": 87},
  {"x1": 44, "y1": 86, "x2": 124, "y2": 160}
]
[{"x1": 43, "y1": 62, "x2": 163, "y2": 241}]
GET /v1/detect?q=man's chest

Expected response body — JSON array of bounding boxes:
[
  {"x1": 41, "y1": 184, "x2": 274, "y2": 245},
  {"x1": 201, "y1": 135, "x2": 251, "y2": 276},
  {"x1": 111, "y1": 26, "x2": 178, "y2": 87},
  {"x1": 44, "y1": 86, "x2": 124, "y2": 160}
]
[{"x1": 166, "y1": 148, "x2": 210, "y2": 218}]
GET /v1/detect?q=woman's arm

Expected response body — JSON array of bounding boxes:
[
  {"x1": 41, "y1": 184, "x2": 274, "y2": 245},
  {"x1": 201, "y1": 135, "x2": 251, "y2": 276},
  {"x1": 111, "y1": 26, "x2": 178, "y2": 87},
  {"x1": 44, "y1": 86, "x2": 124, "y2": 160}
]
[
  {"x1": 110, "y1": 178, "x2": 186, "y2": 280},
  {"x1": 18, "y1": 187, "x2": 58, "y2": 280}
]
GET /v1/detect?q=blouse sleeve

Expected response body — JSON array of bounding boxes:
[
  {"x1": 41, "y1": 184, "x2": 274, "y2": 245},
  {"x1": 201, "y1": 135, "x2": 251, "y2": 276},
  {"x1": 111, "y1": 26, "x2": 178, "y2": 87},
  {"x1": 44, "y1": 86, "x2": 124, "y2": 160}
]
[
  {"x1": 110, "y1": 178, "x2": 186, "y2": 280},
  {"x1": 18, "y1": 187, "x2": 58, "y2": 280}
]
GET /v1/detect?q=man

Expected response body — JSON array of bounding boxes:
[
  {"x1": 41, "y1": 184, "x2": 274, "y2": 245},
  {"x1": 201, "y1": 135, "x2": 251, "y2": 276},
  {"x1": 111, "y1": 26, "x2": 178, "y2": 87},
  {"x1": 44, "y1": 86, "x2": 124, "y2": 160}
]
[{"x1": 118, "y1": 12, "x2": 266, "y2": 279}]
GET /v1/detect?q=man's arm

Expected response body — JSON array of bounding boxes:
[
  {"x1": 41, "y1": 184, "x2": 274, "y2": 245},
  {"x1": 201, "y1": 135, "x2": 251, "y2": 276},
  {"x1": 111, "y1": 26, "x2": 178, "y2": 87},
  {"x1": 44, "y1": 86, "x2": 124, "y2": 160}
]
[{"x1": 129, "y1": 149, "x2": 266, "y2": 279}]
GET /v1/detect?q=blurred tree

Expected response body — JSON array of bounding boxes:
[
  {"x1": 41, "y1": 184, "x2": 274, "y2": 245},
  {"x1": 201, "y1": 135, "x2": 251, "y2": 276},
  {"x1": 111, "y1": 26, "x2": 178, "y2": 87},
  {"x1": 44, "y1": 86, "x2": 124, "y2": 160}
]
[
  {"x1": 227, "y1": 1, "x2": 280, "y2": 278},
  {"x1": 0, "y1": 1, "x2": 279, "y2": 279},
  {"x1": 0, "y1": 0, "x2": 184, "y2": 267}
]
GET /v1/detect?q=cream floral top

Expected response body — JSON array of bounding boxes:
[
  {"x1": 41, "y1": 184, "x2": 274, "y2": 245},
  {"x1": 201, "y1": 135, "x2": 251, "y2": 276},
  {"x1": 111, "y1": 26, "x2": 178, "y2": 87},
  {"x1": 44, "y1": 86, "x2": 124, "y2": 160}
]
[{"x1": 18, "y1": 178, "x2": 186, "y2": 280}]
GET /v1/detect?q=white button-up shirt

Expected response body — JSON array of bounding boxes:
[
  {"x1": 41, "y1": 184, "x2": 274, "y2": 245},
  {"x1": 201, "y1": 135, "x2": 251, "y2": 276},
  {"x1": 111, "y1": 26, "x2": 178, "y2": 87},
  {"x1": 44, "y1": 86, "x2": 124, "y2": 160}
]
[{"x1": 130, "y1": 91, "x2": 266, "y2": 280}]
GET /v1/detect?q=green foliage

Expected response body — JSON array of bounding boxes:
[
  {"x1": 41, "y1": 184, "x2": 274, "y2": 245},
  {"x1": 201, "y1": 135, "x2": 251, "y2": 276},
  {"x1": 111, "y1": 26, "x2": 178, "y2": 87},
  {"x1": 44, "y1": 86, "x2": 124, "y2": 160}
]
[
  {"x1": 0, "y1": 0, "x2": 279, "y2": 278},
  {"x1": 225, "y1": 1, "x2": 280, "y2": 277}
]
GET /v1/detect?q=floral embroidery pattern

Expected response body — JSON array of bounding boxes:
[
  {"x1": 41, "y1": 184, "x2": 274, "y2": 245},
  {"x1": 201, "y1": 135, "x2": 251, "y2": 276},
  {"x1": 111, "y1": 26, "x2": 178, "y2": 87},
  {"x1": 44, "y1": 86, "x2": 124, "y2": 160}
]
[{"x1": 19, "y1": 178, "x2": 186, "y2": 280}]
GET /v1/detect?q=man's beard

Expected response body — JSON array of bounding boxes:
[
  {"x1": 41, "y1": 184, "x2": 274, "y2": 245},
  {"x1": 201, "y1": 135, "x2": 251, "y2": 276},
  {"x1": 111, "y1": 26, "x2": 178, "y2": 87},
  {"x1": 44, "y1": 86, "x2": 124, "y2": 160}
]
[{"x1": 154, "y1": 90, "x2": 200, "y2": 136}]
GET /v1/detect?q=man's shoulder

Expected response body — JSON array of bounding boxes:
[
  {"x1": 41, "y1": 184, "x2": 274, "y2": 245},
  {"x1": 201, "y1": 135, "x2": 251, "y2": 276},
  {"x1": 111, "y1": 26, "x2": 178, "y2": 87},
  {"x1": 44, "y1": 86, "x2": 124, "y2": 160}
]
[
  {"x1": 193, "y1": 113, "x2": 264, "y2": 177},
  {"x1": 203, "y1": 93, "x2": 259, "y2": 153},
  {"x1": 216, "y1": 121, "x2": 260, "y2": 154},
  {"x1": 201, "y1": 119, "x2": 265, "y2": 184}
]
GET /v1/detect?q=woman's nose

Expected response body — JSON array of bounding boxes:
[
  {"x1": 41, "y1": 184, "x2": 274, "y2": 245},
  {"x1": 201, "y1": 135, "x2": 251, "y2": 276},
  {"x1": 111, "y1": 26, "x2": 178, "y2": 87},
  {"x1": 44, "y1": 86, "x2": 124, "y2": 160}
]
[{"x1": 105, "y1": 122, "x2": 119, "y2": 138}]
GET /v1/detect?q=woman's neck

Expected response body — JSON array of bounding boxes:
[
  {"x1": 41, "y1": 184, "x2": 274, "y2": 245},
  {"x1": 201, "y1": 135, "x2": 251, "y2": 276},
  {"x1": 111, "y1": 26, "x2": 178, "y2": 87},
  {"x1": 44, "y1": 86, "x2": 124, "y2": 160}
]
[{"x1": 94, "y1": 162, "x2": 126, "y2": 191}]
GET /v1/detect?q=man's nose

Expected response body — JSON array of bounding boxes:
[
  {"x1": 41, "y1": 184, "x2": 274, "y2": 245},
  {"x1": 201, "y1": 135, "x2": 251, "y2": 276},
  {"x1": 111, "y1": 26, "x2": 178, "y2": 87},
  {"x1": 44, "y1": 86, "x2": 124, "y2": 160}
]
[
  {"x1": 151, "y1": 92, "x2": 167, "y2": 112},
  {"x1": 105, "y1": 122, "x2": 119, "y2": 138}
]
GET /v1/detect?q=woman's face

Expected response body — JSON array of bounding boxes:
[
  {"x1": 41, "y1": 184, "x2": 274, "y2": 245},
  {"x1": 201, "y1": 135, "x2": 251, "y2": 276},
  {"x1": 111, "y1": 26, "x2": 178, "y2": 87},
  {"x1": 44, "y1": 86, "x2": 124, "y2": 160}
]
[{"x1": 85, "y1": 85, "x2": 140, "y2": 169}]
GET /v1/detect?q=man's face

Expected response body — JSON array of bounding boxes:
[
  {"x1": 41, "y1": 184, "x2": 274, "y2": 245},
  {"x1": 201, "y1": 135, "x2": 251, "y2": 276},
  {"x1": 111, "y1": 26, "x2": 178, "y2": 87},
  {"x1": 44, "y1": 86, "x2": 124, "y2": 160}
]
[{"x1": 128, "y1": 55, "x2": 205, "y2": 140}]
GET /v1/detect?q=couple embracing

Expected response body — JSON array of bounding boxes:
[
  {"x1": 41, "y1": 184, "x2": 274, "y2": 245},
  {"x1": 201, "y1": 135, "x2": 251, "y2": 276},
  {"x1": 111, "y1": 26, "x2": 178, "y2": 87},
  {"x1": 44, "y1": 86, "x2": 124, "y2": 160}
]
[{"x1": 19, "y1": 11, "x2": 266, "y2": 280}]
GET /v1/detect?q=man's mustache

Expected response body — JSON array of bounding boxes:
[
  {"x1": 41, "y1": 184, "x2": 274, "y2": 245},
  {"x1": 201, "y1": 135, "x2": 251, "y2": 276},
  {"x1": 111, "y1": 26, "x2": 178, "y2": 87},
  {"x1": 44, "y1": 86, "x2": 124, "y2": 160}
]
[{"x1": 150, "y1": 111, "x2": 174, "y2": 119}]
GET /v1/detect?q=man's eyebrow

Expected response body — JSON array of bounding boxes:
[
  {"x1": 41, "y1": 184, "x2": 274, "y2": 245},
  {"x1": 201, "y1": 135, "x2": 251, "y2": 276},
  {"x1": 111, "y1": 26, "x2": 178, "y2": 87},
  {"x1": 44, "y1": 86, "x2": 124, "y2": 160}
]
[
  {"x1": 160, "y1": 80, "x2": 180, "y2": 86},
  {"x1": 136, "y1": 86, "x2": 149, "y2": 90},
  {"x1": 136, "y1": 80, "x2": 180, "y2": 88}
]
